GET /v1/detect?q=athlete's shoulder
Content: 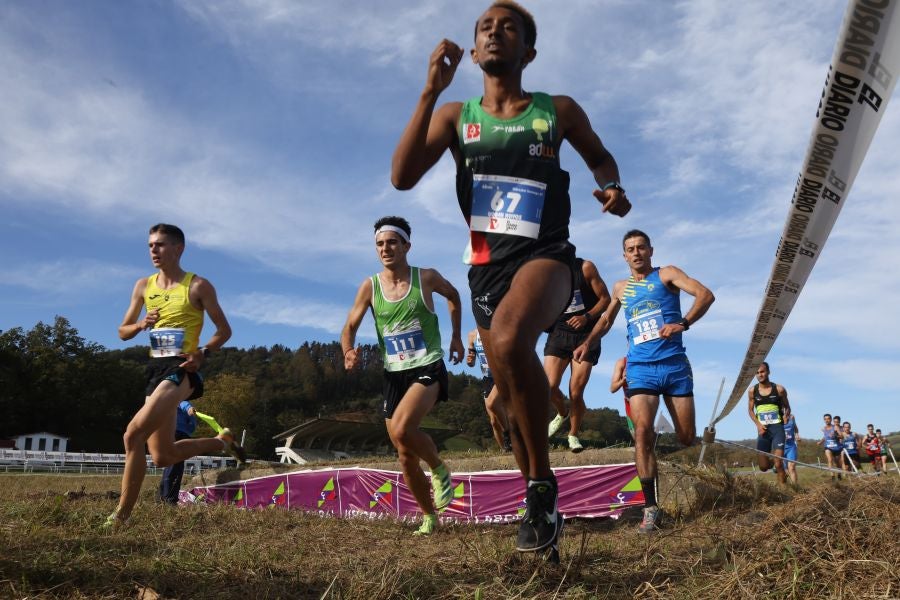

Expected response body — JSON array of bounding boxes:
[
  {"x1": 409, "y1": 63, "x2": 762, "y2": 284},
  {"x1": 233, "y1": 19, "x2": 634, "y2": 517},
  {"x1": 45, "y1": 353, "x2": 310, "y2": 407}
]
[
  {"x1": 188, "y1": 273, "x2": 215, "y2": 291},
  {"x1": 438, "y1": 101, "x2": 464, "y2": 116}
]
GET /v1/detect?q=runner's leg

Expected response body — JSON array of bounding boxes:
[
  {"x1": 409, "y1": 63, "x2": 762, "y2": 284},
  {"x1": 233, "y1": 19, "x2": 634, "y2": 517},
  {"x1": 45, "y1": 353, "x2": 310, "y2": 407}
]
[
  {"x1": 483, "y1": 259, "x2": 571, "y2": 480},
  {"x1": 567, "y1": 359, "x2": 593, "y2": 437},
  {"x1": 386, "y1": 382, "x2": 441, "y2": 514}
]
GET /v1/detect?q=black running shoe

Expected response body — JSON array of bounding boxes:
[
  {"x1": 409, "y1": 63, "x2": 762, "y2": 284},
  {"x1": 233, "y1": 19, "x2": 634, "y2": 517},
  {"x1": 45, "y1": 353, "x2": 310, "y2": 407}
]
[{"x1": 516, "y1": 478, "x2": 563, "y2": 552}]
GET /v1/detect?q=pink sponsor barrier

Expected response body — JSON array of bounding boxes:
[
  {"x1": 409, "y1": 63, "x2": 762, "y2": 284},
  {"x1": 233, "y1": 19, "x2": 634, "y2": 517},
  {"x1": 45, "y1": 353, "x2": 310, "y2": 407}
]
[{"x1": 180, "y1": 463, "x2": 643, "y2": 523}]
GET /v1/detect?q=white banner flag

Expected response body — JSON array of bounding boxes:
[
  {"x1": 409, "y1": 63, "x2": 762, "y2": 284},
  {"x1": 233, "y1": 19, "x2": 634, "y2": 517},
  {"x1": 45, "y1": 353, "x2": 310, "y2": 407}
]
[{"x1": 714, "y1": 0, "x2": 900, "y2": 425}]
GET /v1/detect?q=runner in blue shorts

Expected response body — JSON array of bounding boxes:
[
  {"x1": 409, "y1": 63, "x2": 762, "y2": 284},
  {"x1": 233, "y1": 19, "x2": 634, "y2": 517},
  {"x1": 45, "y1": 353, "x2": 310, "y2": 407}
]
[
  {"x1": 466, "y1": 328, "x2": 511, "y2": 452},
  {"x1": 782, "y1": 414, "x2": 800, "y2": 484},
  {"x1": 840, "y1": 421, "x2": 861, "y2": 472},
  {"x1": 746, "y1": 362, "x2": 790, "y2": 485},
  {"x1": 574, "y1": 229, "x2": 714, "y2": 533}
]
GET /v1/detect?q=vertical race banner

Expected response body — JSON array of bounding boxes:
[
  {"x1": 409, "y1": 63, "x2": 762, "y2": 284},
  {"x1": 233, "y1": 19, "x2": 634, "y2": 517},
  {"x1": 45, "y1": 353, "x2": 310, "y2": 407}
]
[{"x1": 714, "y1": 0, "x2": 900, "y2": 425}]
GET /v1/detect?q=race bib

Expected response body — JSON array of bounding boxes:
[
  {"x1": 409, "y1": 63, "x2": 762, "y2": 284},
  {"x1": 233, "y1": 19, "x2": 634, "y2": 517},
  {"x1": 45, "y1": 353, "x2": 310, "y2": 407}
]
[
  {"x1": 845, "y1": 440, "x2": 857, "y2": 451},
  {"x1": 757, "y1": 411, "x2": 780, "y2": 425},
  {"x1": 825, "y1": 438, "x2": 840, "y2": 450},
  {"x1": 564, "y1": 289, "x2": 585, "y2": 314},
  {"x1": 469, "y1": 175, "x2": 546, "y2": 239},
  {"x1": 628, "y1": 308, "x2": 662, "y2": 346},
  {"x1": 384, "y1": 321, "x2": 427, "y2": 365},
  {"x1": 149, "y1": 327, "x2": 185, "y2": 358}
]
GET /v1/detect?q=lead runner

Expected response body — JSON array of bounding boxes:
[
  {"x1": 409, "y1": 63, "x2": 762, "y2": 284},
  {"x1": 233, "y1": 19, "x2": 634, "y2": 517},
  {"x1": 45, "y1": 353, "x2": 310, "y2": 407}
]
[{"x1": 391, "y1": 1, "x2": 630, "y2": 552}]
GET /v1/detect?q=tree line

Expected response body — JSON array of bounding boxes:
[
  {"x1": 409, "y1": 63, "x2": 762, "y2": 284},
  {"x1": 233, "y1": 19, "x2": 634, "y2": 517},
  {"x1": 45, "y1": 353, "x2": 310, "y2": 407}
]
[{"x1": 0, "y1": 317, "x2": 631, "y2": 458}]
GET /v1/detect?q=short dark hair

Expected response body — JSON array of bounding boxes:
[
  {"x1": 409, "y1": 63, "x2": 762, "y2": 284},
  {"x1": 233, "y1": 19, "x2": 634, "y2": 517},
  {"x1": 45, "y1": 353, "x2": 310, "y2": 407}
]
[
  {"x1": 373, "y1": 216, "x2": 411, "y2": 239},
  {"x1": 149, "y1": 223, "x2": 185, "y2": 245},
  {"x1": 843, "y1": 421, "x2": 851, "y2": 429},
  {"x1": 875, "y1": 429, "x2": 881, "y2": 434},
  {"x1": 867, "y1": 424, "x2": 874, "y2": 428},
  {"x1": 824, "y1": 413, "x2": 832, "y2": 418},
  {"x1": 622, "y1": 229, "x2": 651, "y2": 249},
  {"x1": 759, "y1": 361, "x2": 770, "y2": 371},
  {"x1": 834, "y1": 415, "x2": 841, "y2": 421},
  {"x1": 475, "y1": 1, "x2": 537, "y2": 48}
]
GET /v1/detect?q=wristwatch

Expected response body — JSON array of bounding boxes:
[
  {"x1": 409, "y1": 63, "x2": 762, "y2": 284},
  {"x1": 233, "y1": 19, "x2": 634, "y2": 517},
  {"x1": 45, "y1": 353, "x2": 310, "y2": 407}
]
[
  {"x1": 602, "y1": 181, "x2": 625, "y2": 194},
  {"x1": 200, "y1": 346, "x2": 211, "y2": 358},
  {"x1": 676, "y1": 318, "x2": 690, "y2": 331}
]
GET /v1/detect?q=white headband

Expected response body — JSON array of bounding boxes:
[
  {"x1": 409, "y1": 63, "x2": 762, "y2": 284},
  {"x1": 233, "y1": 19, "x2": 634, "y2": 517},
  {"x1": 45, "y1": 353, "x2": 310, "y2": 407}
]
[{"x1": 375, "y1": 225, "x2": 410, "y2": 243}]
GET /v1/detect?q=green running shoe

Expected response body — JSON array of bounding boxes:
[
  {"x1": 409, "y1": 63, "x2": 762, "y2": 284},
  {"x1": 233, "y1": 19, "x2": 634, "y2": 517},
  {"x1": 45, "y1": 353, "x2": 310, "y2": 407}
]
[
  {"x1": 568, "y1": 435, "x2": 584, "y2": 453},
  {"x1": 431, "y1": 463, "x2": 452, "y2": 511},
  {"x1": 547, "y1": 413, "x2": 568, "y2": 438},
  {"x1": 413, "y1": 514, "x2": 437, "y2": 536},
  {"x1": 217, "y1": 428, "x2": 247, "y2": 464}
]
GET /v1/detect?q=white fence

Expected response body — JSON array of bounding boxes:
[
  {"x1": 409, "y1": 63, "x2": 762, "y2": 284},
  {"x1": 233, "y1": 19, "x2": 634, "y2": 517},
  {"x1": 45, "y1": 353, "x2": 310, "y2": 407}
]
[{"x1": 0, "y1": 449, "x2": 237, "y2": 474}]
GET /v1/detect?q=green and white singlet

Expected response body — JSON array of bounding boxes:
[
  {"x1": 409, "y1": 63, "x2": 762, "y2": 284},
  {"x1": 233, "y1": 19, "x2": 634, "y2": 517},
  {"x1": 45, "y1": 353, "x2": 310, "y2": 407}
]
[{"x1": 371, "y1": 267, "x2": 443, "y2": 372}]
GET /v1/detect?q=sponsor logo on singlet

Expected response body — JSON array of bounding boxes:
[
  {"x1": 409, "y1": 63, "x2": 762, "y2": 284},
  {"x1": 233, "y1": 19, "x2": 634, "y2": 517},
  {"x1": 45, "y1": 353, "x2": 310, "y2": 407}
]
[{"x1": 463, "y1": 123, "x2": 481, "y2": 144}]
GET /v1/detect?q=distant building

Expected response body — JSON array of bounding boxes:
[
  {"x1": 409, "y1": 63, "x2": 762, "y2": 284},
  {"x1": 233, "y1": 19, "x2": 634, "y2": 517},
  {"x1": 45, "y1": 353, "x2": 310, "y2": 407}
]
[{"x1": 13, "y1": 432, "x2": 69, "y2": 452}]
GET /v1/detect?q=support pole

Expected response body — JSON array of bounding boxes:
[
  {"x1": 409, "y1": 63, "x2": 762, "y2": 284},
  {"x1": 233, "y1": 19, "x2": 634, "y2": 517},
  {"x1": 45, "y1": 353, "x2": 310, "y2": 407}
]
[
  {"x1": 841, "y1": 448, "x2": 859, "y2": 473},
  {"x1": 697, "y1": 377, "x2": 725, "y2": 467}
]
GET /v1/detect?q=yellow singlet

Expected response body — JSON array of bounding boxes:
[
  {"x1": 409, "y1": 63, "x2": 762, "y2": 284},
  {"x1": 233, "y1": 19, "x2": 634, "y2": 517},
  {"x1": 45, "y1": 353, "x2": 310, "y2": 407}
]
[{"x1": 143, "y1": 272, "x2": 203, "y2": 357}]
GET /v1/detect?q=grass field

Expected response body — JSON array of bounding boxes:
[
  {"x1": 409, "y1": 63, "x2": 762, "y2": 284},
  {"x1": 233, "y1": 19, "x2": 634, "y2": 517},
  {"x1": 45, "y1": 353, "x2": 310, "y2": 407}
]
[{"x1": 2, "y1": 448, "x2": 898, "y2": 599}]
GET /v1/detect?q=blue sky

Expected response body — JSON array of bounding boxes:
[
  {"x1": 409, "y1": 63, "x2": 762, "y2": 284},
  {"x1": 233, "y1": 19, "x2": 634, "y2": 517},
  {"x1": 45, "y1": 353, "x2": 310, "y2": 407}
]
[{"x1": 2, "y1": 1, "x2": 898, "y2": 443}]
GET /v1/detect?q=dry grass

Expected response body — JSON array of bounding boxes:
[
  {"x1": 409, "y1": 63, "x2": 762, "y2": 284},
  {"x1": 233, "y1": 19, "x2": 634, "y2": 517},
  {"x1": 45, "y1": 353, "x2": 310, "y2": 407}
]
[{"x1": 2, "y1": 449, "x2": 898, "y2": 599}]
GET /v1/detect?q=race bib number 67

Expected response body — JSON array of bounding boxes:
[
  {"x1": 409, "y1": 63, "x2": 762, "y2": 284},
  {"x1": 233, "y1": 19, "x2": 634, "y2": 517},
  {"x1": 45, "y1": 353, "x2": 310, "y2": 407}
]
[{"x1": 470, "y1": 174, "x2": 546, "y2": 239}]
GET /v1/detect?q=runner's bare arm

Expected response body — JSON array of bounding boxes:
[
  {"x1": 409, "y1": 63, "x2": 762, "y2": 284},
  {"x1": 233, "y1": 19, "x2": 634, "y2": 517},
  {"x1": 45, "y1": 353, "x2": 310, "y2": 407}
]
[
  {"x1": 423, "y1": 268, "x2": 464, "y2": 364},
  {"x1": 341, "y1": 278, "x2": 373, "y2": 371},
  {"x1": 118, "y1": 277, "x2": 154, "y2": 341},
  {"x1": 658, "y1": 265, "x2": 715, "y2": 338},
  {"x1": 748, "y1": 388, "x2": 765, "y2": 435},
  {"x1": 574, "y1": 280, "x2": 624, "y2": 362},
  {"x1": 391, "y1": 40, "x2": 465, "y2": 189},
  {"x1": 778, "y1": 385, "x2": 791, "y2": 420},
  {"x1": 192, "y1": 277, "x2": 232, "y2": 351},
  {"x1": 181, "y1": 277, "x2": 232, "y2": 371},
  {"x1": 466, "y1": 329, "x2": 478, "y2": 367},
  {"x1": 555, "y1": 95, "x2": 630, "y2": 217},
  {"x1": 565, "y1": 259, "x2": 611, "y2": 330},
  {"x1": 610, "y1": 357, "x2": 626, "y2": 393}
]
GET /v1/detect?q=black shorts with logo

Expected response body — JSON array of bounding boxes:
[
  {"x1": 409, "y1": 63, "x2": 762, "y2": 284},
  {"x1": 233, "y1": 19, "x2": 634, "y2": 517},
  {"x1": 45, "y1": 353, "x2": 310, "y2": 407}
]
[
  {"x1": 543, "y1": 327, "x2": 600, "y2": 364},
  {"x1": 468, "y1": 240, "x2": 576, "y2": 329},
  {"x1": 382, "y1": 359, "x2": 449, "y2": 419},
  {"x1": 481, "y1": 374, "x2": 495, "y2": 401},
  {"x1": 144, "y1": 357, "x2": 204, "y2": 400}
]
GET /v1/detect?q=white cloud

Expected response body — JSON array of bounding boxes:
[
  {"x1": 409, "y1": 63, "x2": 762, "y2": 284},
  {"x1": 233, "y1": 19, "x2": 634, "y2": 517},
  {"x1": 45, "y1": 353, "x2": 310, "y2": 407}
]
[
  {"x1": 0, "y1": 260, "x2": 140, "y2": 298},
  {"x1": 228, "y1": 292, "x2": 356, "y2": 336}
]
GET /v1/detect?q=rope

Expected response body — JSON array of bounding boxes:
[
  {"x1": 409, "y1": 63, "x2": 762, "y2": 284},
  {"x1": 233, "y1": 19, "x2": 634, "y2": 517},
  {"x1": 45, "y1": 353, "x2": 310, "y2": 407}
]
[{"x1": 713, "y1": 438, "x2": 857, "y2": 476}]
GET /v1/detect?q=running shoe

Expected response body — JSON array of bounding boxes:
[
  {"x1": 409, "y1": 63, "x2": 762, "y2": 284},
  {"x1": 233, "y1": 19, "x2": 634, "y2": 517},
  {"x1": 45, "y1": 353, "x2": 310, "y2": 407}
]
[
  {"x1": 413, "y1": 514, "x2": 437, "y2": 536},
  {"x1": 217, "y1": 428, "x2": 247, "y2": 464},
  {"x1": 101, "y1": 510, "x2": 126, "y2": 531},
  {"x1": 547, "y1": 413, "x2": 568, "y2": 438},
  {"x1": 516, "y1": 479, "x2": 563, "y2": 552},
  {"x1": 431, "y1": 463, "x2": 452, "y2": 511},
  {"x1": 638, "y1": 505, "x2": 660, "y2": 534},
  {"x1": 502, "y1": 430, "x2": 513, "y2": 452},
  {"x1": 568, "y1": 435, "x2": 584, "y2": 454}
]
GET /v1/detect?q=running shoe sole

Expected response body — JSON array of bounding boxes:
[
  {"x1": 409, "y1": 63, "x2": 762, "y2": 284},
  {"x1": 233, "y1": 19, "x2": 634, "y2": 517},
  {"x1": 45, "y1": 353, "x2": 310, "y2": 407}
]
[{"x1": 517, "y1": 514, "x2": 564, "y2": 553}]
